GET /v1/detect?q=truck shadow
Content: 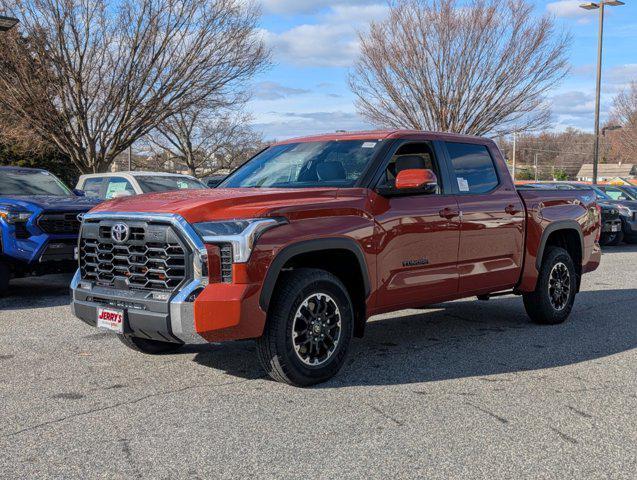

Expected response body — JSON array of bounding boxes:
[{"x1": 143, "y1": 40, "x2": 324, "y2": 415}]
[
  {"x1": 191, "y1": 288, "x2": 637, "y2": 387},
  {"x1": 601, "y1": 243, "x2": 637, "y2": 254},
  {"x1": 0, "y1": 274, "x2": 73, "y2": 310}
]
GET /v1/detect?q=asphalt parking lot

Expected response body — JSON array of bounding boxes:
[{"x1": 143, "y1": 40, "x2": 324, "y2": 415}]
[{"x1": 1, "y1": 246, "x2": 636, "y2": 479}]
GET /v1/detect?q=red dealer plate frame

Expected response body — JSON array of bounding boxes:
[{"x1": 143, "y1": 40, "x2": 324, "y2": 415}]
[{"x1": 97, "y1": 307, "x2": 125, "y2": 334}]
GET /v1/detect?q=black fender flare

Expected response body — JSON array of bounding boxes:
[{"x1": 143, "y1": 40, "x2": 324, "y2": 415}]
[
  {"x1": 535, "y1": 220, "x2": 584, "y2": 270},
  {"x1": 259, "y1": 238, "x2": 371, "y2": 311}
]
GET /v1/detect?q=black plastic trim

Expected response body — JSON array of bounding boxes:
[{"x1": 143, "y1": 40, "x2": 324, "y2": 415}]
[
  {"x1": 535, "y1": 220, "x2": 584, "y2": 270},
  {"x1": 259, "y1": 238, "x2": 371, "y2": 311}
]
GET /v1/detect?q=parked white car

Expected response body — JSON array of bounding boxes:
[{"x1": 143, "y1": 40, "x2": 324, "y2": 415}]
[{"x1": 76, "y1": 171, "x2": 208, "y2": 200}]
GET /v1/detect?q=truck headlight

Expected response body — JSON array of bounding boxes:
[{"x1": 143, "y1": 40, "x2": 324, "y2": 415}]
[
  {"x1": 193, "y1": 218, "x2": 286, "y2": 263},
  {"x1": 617, "y1": 205, "x2": 632, "y2": 218},
  {"x1": 0, "y1": 206, "x2": 33, "y2": 224}
]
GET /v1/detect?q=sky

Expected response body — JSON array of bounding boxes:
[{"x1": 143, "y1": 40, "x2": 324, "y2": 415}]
[{"x1": 246, "y1": 0, "x2": 637, "y2": 140}]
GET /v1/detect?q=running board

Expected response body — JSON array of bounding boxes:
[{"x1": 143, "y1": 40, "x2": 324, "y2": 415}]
[{"x1": 476, "y1": 290, "x2": 517, "y2": 301}]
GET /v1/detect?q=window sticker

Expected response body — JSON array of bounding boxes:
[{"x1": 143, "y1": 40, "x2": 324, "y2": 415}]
[
  {"x1": 177, "y1": 181, "x2": 188, "y2": 189},
  {"x1": 106, "y1": 181, "x2": 130, "y2": 198},
  {"x1": 362, "y1": 142, "x2": 377, "y2": 149},
  {"x1": 457, "y1": 177, "x2": 469, "y2": 192}
]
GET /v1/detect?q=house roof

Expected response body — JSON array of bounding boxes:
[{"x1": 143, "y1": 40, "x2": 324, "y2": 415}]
[{"x1": 577, "y1": 163, "x2": 636, "y2": 178}]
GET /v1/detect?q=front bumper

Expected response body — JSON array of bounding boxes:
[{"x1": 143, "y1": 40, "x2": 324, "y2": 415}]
[
  {"x1": 71, "y1": 270, "x2": 265, "y2": 344},
  {"x1": 602, "y1": 219, "x2": 622, "y2": 233},
  {"x1": 70, "y1": 212, "x2": 267, "y2": 344},
  {"x1": 620, "y1": 213, "x2": 637, "y2": 235}
]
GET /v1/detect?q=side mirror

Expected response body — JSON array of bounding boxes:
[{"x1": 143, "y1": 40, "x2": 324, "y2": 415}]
[
  {"x1": 72, "y1": 188, "x2": 85, "y2": 197},
  {"x1": 395, "y1": 168, "x2": 438, "y2": 193}
]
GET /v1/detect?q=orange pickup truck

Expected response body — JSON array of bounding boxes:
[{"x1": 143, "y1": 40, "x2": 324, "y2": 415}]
[{"x1": 71, "y1": 130, "x2": 601, "y2": 386}]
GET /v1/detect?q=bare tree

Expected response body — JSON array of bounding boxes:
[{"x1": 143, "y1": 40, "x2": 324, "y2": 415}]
[
  {"x1": 145, "y1": 106, "x2": 263, "y2": 176},
  {"x1": 349, "y1": 0, "x2": 571, "y2": 136},
  {"x1": 0, "y1": 0, "x2": 268, "y2": 173},
  {"x1": 608, "y1": 81, "x2": 637, "y2": 163}
]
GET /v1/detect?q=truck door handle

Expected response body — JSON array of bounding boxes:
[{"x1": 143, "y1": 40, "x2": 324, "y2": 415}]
[
  {"x1": 439, "y1": 207, "x2": 460, "y2": 219},
  {"x1": 505, "y1": 204, "x2": 520, "y2": 215}
]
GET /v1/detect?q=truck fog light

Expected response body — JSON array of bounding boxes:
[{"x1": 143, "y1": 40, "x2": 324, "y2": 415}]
[{"x1": 152, "y1": 291, "x2": 171, "y2": 301}]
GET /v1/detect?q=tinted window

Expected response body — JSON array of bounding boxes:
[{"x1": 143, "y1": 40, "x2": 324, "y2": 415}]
[
  {"x1": 0, "y1": 170, "x2": 72, "y2": 196},
  {"x1": 82, "y1": 178, "x2": 104, "y2": 198},
  {"x1": 136, "y1": 176, "x2": 206, "y2": 193},
  {"x1": 378, "y1": 142, "x2": 441, "y2": 192},
  {"x1": 446, "y1": 142, "x2": 498, "y2": 194}
]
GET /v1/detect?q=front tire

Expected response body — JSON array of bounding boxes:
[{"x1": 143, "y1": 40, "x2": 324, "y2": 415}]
[
  {"x1": 0, "y1": 260, "x2": 10, "y2": 296},
  {"x1": 118, "y1": 335, "x2": 183, "y2": 354},
  {"x1": 624, "y1": 234, "x2": 637, "y2": 244},
  {"x1": 256, "y1": 268, "x2": 354, "y2": 387},
  {"x1": 601, "y1": 230, "x2": 624, "y2": 246},
  {"x1": 523, "y1": 246, "x2": 577, "y2": 325}
]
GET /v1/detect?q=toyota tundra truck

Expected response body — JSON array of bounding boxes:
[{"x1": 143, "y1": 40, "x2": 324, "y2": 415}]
[{"x1": 71, "y1": 131, "x2": 601, "y2": 386}]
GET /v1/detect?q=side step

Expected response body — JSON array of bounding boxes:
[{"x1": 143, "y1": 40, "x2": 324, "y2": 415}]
[{"x1": 477, "y1": 290, "x2": 517, "y2": 301}]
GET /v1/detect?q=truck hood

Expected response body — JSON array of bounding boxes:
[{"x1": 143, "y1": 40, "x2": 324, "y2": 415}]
[
  {"x1": 90, "y1": 188, "x2": 344, "y2": 223},
  {"x1": 0, "y1": 195, "x2": 100, "y2": 212},
  {"x1": 603, "y1": 199, "x2": 637, "y2": 210}
]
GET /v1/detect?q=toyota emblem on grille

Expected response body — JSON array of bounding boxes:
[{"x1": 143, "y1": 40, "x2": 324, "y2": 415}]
[{"x1": 111, "y1": 223, "x2": 130, "y2": 243}]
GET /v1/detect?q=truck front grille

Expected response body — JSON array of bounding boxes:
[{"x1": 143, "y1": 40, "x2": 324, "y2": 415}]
[
  {"x1": 79, "y1": 221, "x2": 189, "y2": 291},
  {"x1": 38, "y1": 212, "x2": 82, "y2": 234}
]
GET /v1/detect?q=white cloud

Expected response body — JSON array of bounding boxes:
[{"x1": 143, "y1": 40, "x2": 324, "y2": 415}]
[
  {"x1": 260, "y1": 0, "x2": 381, "y2": 15},
  {"x1": 263, "y1": 4, "x2": 388, "y2": 67},
  {"x1": 253, "y1": 111, "x2": 372, "y2": 140},
  {"x1": 546, "y1": 1, "x2": 594, "y2": 24},
  {"x1": 252, "y1": 81, "x2": 310, "y2": 100}
]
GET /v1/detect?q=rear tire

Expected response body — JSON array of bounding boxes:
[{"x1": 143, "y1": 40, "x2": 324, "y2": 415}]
[
  {"x1": 0, "y1": 260, "x2": 10, "y2": 296},
  {"x1": 256, "y1": 268, "x2": 354, "y2": 387},
  {"x1": 523, "y1": 246, "x2": 577, "y2": 325},
  {"x1": 601, "y1": 230, "x2": 624, "y2": 246},
  {"x1": 118, "y1": 335, "x2": 183, "y2": 354},
  {"x1": 624, "y1": 234, "x2": 637, "y2": 244}
]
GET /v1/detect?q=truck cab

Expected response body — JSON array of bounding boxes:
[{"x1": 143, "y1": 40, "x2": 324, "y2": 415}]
[
  {"x1": 76, "y1": 171, "x2": 208, "y2": 200},
  {"x1": 70, "y1": 130, "x2": 601, "y2": 386}
]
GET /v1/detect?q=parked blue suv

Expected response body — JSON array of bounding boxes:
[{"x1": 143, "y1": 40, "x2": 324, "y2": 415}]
[{"x1": 0, "y1": 166, "x2": 100, "y2": 294}]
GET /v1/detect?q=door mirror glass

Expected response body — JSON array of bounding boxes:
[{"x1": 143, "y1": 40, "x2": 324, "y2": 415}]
[{"x1": 395, "y1": 168, "x2": 437, "y2": 193}]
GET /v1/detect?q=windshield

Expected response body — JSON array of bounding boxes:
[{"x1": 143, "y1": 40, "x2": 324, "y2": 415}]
[
  {"x1": 623, "y1": 186, "x2": 637, "y2": 199},
  {"x1": 136, "y1": 176, "x2": 207, "y2": 193},
  {"x1": 0, "y1": 170, "x2": 72, "y2": 196},
  {"x1": 221, "y1": 140, "x2": 382, "y2": 188}
]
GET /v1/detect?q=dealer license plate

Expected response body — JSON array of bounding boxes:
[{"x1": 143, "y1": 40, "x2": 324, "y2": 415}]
[{"x1": 97, "y1": 307, "x2": 124, "y2": 334}]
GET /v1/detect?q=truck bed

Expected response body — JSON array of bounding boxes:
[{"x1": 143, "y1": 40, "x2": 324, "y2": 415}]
[{"x1": 516, "y1": 187, "x2": 601, "y2": 292}]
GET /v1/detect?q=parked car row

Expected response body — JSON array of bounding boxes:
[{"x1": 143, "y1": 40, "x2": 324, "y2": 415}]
[
  {"x1": 0, "y1": 167, "x2": 225, "y2": 294},
  {"x1": 519, "y1": 181, "x2": 637, "y2": 246}
]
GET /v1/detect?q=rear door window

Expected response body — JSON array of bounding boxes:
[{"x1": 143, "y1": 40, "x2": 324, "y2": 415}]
[{"x1": 446, "y1": 142, "x2": 499, "y2": 194}]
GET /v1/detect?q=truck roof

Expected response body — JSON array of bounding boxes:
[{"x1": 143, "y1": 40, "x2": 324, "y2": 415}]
[
  {"x1": 0, "y1": 166, "x2": 48, "y2": 173},
  {"x1": 79, "y1": 171, "x2": 198, "y2": 179},
  {"x1": 272, "y1": 129, "x2": 489, "y2": 145}
]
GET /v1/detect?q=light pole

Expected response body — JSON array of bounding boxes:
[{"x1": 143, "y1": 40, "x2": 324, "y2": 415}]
[
  {"x1": 0, "y1": 15, "x2": 19, "y2": 32},
  {"x1": 579, "y1": 1, "x2": 625, "y2": 184}
]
